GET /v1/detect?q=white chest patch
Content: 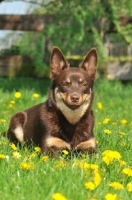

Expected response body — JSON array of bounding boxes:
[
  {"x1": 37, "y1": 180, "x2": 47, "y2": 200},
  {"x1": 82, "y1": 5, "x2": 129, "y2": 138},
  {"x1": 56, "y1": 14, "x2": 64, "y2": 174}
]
[{"x1": 55, "y1": 88, "x2": 91, "y2": 124}]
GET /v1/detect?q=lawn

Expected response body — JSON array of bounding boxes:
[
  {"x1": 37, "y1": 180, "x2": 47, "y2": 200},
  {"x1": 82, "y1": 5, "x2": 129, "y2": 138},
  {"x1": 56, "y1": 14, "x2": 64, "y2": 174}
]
[{"x1": 0, "y1": 77, "x2": 132, "y2": 200}]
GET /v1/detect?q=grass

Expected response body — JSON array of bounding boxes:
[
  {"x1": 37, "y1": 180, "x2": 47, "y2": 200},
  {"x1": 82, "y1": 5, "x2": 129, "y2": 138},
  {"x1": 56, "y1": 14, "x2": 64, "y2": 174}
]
[{"x1": 0, "y1": 77, "x2": 132, "y2": 200}]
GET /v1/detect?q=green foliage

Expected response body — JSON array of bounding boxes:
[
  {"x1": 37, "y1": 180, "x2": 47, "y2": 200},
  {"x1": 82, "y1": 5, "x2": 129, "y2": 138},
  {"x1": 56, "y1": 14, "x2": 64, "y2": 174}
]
[{"x1": 15, "y1": 0, "x2": 132, "y2": 76}]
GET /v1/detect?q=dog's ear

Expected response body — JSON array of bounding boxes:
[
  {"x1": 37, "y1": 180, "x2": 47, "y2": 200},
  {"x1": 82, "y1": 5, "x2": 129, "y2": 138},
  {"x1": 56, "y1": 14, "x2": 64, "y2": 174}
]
[
  {"x1": 50, "y1": 47, "x2": 69, "y2": 80},
  {"x1": 79, "y1": 48, "x2": 97, "y2": 79}
]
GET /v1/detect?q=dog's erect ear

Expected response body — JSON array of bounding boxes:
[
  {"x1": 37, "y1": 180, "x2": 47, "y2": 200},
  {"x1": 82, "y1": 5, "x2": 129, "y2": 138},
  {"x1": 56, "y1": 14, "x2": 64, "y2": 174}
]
[
  {"x1": 79, "y1": 48, "x2": 97, "y2": 79},
  {"x1": 50, "y1": 47, "x2": 69, "y2": 80}
]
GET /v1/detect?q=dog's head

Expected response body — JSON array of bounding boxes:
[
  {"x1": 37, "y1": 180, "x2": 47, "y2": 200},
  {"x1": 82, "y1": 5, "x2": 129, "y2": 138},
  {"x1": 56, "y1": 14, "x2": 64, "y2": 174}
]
[{"x1": 50, "y1": 47, "x2": 97, "y2": 123}]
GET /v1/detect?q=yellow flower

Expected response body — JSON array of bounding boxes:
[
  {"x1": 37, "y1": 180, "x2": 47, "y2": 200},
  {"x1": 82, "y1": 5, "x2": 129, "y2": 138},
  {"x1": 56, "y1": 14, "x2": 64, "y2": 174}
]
[
  {"x1": 119, "y1": 160, "x2": 126, "y2": 166},
  {"x1": 102, "y1": 150, "x2": 121, "y2": 165},
  {"x1": 97, "y1": 102, "x2": 103, "y2": 110},
  {"x1": 103, "y1": 118, "x2": 110, "y2": 124},
  {"x1": 14, "y1": 92, "x2": 21, "y2": 98},
  {"x1": 0, "y1": 119, "x2": 6, "y2": 123},
  {"x1": 33, "y1": 93, "x2": 39, "y2": 98},
  {"x1": 97, "y1": 122, "x2": 102, "y2": 125},
  {"x1": 10, "y1": 143, "x2": 17, "y2": 151},
  {"x1": 62, "y1": 150, "x2": 69, "y2": 155},
  {"x1": 119, "y1": 131, "x2": 125, "y2": 136},
  {"x1": 81, "y1": 153, "x2": 86, "y2": 158},
  {"x1": 20, "y1": 162, "x2": 34, "y2": 170},
  {"x1": 104, "y1": 129, "x2": 111, "y2": 134},
  {"x1": 51, "y1": 193, "x2": 67, "y2": 200},
  {"x1": 10, "y1": 100, "x2": 15, "y2": 104},
  {"x1": 127, "y1": 182, "x2": 132, "y2": 192},
  {"x1": 34, "y1": 147, "x2": 41, "y2": 152},
  {"x1": 40, "y1": 155, "x2": 49, "y2": 162},
  {"x1": 94, "y1": 171, "x2": 102, "y2": 187},
  {"x1": 12, "y1": 151, "x2": 22, "y2": 159},
  {"x1": 85, "y1": 181, "x2": 96, "y2": 190},
  {"x1": 109, "y1": 182, "x2": 124, "y2": 190},
  {"x1": 0, "y1": 154, "x2": 6, "y2": 159},
  {"x1": 54, "y1": 160, "x2": 66, "y2": 168},
  {"x1": 30, "y1": 153, "x2": 37, "y2": 158},
  {"x1": 120, "y1": 119, "x2": 127, "y2": 125},
  {"x1": 105, "y1": 193, "x2": 117, "y2": 200},
  {"x1": 122, "y1": 168, "x2": 132, "y2": 176}
]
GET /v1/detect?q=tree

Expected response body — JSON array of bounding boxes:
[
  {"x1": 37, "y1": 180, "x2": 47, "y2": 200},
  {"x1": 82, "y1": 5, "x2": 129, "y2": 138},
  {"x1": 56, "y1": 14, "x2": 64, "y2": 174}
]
[{"x1": 14, "y1": 0, "x2": 132, "y2": 76}]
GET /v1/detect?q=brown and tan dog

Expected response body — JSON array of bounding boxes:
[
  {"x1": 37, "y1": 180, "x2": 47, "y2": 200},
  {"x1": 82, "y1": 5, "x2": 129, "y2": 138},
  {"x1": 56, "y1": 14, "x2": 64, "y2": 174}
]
[{"x1": 5, "y1": 47, "x2": 98, "y2": 156}]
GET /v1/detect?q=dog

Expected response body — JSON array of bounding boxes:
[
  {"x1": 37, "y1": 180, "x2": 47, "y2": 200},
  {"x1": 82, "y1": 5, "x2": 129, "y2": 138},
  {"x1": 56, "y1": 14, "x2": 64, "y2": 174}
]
[{"x1": 5, "y1": 47, "x2": 98, "y2": 156}]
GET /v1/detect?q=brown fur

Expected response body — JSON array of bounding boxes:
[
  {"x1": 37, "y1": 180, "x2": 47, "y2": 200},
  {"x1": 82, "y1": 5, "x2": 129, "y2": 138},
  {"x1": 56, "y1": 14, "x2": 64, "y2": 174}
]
[{"x1": 5, "y1": 47, "x2": 98, "y2": 156}]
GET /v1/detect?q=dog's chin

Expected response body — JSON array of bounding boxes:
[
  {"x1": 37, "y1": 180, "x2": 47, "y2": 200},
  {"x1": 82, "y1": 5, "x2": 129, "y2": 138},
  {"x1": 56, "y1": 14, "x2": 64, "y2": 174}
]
[{"x1": 64, "y1": 102, "x2": 82, "y2": 110}]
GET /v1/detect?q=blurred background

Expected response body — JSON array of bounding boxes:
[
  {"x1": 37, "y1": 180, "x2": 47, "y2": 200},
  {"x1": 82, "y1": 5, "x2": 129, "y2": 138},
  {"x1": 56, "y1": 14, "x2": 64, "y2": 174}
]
[{"x1": 0, "y1": 0, "x2": 132, "y2": 80}]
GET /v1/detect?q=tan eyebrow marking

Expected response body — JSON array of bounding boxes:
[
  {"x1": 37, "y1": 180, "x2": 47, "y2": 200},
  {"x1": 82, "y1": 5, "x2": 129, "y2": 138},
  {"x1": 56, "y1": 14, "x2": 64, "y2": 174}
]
[
  {"x1": 79, "y1": 78, "x2": 83, "y2": 82},
  {"x1": 66, "y1": 78, "x2": 71, "y2": 83}
]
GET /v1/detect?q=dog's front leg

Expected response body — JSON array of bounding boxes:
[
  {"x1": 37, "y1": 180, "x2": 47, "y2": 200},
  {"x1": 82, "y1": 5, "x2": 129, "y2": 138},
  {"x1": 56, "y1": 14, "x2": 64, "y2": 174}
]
[
  {"x1": 75, "y1": 137, "x2": 97, "y2": 154},
  {"x1": 41, "y1": 136, "x2": 71, "y2": 156}
]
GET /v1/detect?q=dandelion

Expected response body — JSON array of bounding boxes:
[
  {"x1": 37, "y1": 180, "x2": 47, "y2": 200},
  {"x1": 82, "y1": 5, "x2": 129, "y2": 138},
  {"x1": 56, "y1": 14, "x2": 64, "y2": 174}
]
[
  {"x1": 81, "y1": 153, "x2": 86, "y2": 158},
  {"x1": 94, "y1": 171, "x2": 102, "y2": 186},
  {"x1": 97, "y1": 102, "x2": 103, "y2": 110},
  {"x1": 0, "y1": 154, "x2": 6, "y2": 159},
  {"x1": 119, "y1": 131, "x2": 125, "y2": 138},
  {"x1": 62, "y1": 150, "x2": 69, "y2": 155},
  {"x1": 30, "y1": 153, "x2": 37, "y2": 158},
  {"x1": 105, "y1": 193, "x2": 117, "y2": 200},
  {"x1": 119, "y1": 160, "x2": 126, "y2": 166},
  {"x1": 97, "y1": 122, "x2": 102, "y2": 125},
  {"x1": 0, "y1": 119, "x2": 6, "y2": 123},
  {"x1": 12, "y1": 151, "x2": 22, "y2": 159},
  {"x1": 54, "y1": 160, "x2": 65, "y2": 168},
  {"x1": 34, "y1": 147, "x2": 41, "y2": 152},
  {"x1": 20, "y1": 162, "x2": 34, "y2": 170},
  {"x1": 10, "y1": 100, "x2": 15, "y2": 104},
  {"x1": 127, "y1": 182, "x2": 132, "y2": 192},
  {"x1": 33, "y1": 93, "x2": 39, "y2": 98},
  {"x1": 40, "y1": 155, "x2": 49, "y2": 162},
  {"x1": 120, "y1": 119, "x2": 127, "y2": 125},
  {"x1": 10, "y1": 143, "x2": 17, "y2": 151},
  {"x1": 85, "y1": 181, "x2": 96, "y2": 190},
  {"x1": 102, "y1": 150, "x2": 121, "y2": 165},
  {"x1": 109, "y1": 182, "x2": 124, "y2": 190},
  {"x1": 104, "y1": 129, "x2": 111, "y2": 135},
  {"x1": 103, "y1": 118, "x2": 110, "y2": 124},
  {"x1": 51, "y1": 192, "x2": 67, "y2": 200},
  {"x1": 122, "y1": 168, "x2": 132, "y2": 176},
  {"x1": 14, "y1": 92, "x2": 21, "y2": 98}
]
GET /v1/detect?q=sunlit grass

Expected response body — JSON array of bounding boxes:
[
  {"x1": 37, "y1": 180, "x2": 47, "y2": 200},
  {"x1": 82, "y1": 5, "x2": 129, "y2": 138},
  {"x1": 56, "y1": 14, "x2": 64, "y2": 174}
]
[{"x1": 0, "y1": 77, "x2": 132, "y2": 200}]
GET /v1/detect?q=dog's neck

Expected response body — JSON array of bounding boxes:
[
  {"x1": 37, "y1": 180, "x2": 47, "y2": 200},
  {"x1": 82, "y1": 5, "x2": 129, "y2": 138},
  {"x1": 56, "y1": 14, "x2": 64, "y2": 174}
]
[{"x1": 54, "y1": 88, "x2": 92, "y2": 124}]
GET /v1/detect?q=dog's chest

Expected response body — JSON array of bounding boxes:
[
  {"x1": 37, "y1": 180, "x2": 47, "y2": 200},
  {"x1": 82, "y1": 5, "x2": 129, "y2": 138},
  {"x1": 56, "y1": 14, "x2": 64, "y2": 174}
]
[{"x1": 58, "y1": 118, "x2": 88, "y2": 146}]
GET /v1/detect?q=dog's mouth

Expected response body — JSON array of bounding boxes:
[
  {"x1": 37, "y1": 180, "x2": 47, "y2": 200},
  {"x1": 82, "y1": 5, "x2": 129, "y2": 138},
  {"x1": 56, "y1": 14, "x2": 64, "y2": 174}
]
[{"x1": 64, "y1": 101, "x2": 81, "y2": 110}]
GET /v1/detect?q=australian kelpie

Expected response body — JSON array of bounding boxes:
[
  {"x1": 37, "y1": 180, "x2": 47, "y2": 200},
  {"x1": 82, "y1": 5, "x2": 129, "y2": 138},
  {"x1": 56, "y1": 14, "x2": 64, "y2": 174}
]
[{"x1": 5, "y1": 47, "x2": 98, "y2": 156}]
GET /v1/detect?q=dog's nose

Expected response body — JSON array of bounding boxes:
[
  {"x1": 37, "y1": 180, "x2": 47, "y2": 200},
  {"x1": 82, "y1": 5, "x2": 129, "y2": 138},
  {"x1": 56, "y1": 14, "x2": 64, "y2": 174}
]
[{"x1": 70, "y1": 93, "x2": 80, "y2": 103}]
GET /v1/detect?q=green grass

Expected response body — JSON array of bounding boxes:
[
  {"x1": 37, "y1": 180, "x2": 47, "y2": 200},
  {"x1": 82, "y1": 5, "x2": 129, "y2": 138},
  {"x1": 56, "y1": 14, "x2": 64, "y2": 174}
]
[{"x1": 0, "y1": 77, "x2": 132, "y2": 200}]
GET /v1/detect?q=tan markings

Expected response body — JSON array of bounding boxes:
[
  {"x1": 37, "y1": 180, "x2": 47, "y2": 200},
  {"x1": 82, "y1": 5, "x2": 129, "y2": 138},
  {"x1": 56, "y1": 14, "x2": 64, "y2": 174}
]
[
  {"x1": 14, "y1": 126, "x2": 24, "y2": 143},
  {"x1": 46, "y1": 137, "x2": 71, "y2": 150},
  {"x1": 55, "y1": 88, "x2": 91, "y2": 124},
  {"x1": 66, "y1": 78, "x2": 70, "y2": 83},
  {"x1": 75, "y1": 137, "x2": 96, "y2": 150},
  {"x1": 79, "y1": 78, "x2": 83, "y2": 82}
]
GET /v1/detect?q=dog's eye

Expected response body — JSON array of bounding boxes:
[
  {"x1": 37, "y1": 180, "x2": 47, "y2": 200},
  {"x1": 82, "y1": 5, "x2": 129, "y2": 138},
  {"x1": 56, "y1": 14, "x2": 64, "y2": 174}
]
[
  {"x1": 62, "y1": 82, "x2": 70, "y2": 87},
  {"x1": 80, "y1": 82, "x2": 88, "y2": 87}
]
